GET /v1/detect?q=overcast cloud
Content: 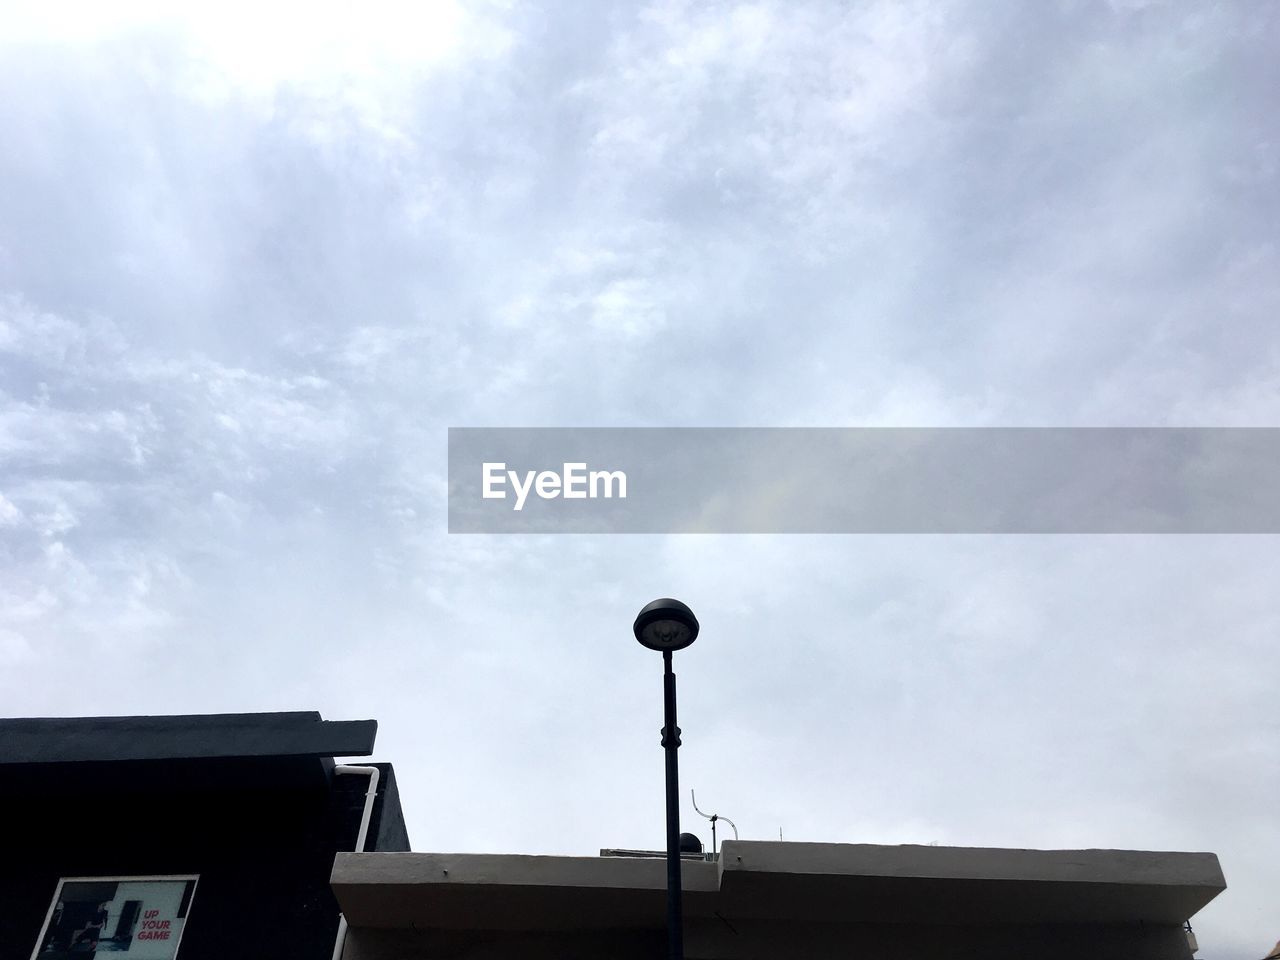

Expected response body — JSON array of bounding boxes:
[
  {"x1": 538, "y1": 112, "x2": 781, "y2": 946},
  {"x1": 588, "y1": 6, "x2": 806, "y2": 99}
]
[{"x1": 1, "y1": 2, "x2": 1277, "y2": 956}]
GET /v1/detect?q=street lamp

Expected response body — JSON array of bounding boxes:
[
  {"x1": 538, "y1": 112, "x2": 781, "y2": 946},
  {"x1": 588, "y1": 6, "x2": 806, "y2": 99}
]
[{"x1": 633, "y1": 598, "x2": 699, "y2": 960}]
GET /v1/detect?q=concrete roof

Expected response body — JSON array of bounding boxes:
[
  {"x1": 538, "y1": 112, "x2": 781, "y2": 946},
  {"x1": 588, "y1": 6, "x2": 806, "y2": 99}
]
[
  {"x1": 0, "y1": 711, "x2": 377, "y2": 764},
  {"x1": 332, "y1": 840, "x2": 1225, "y2": 931}
]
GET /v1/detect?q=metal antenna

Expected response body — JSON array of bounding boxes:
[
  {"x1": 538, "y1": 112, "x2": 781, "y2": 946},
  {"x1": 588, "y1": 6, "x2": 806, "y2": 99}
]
[{"x1": 691, "y1": 790, "x2": 738, "y2": 855}]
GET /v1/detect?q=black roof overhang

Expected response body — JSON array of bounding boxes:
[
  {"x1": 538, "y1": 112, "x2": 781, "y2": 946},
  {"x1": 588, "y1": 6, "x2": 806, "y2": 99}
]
[{"x1": 0, "y1": 711, "x2": 377, "y2": 794}]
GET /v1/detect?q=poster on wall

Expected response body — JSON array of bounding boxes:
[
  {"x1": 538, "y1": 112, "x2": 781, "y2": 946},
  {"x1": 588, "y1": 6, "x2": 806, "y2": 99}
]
[{"x1": 30, "y1": 876, "x2": 198, "y2": 959}]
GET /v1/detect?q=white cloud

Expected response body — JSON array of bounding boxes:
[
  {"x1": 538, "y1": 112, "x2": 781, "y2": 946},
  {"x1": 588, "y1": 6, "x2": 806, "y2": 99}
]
[
  {"x1": 0, "y1": 3, "x2": 1276, "y2": 956},
  {"x1": 0, "y1": 492, "x2": 22, "y2": 526}
]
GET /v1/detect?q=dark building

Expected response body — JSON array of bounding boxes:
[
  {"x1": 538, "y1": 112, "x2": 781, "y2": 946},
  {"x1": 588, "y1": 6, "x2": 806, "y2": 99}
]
[
  {"x1": 3, "y1": 711, "x2": 1227, "y2": 960},
  {"x1": 1, "y1": 711, "x2": 408, "y2": 960}
]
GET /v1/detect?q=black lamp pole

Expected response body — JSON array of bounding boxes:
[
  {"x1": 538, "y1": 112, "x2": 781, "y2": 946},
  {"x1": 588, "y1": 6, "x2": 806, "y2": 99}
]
[
  {"x1": 634, "y1": 598, "x2": 700, "y2": 960},
  {"x1": 661, "y1": 648, "x2": 683, "y2": 960}
]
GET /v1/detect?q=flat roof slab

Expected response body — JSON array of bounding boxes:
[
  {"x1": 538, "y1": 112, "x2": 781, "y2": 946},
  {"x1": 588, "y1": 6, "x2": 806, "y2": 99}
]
[
  {"x1": 333, "y1": 852, "x2": 720, "y2": 930},
  {"x1": 717, "y1": 842, "x2": 1225, "y2": 924},
  {"x1": 332, "y1": 842, "x2": 1225, "y2": 931}
]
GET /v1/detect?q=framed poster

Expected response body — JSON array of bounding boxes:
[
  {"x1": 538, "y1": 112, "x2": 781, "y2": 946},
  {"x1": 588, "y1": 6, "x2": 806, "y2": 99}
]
[{"x1": 30, "y1": 876, "x2": 198, "y2": 959}]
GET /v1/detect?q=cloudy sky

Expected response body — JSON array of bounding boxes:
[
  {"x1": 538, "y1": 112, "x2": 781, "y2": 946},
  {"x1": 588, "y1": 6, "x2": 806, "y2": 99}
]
[{"x1": 1, "y1": 0, "x2": 1277, "y2": 955}]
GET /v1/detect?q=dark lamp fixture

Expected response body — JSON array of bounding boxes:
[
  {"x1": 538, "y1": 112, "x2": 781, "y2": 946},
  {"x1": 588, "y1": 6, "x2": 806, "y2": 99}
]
[{"x1": 633, "y1": 598, "x2": 700, "y2": 652}]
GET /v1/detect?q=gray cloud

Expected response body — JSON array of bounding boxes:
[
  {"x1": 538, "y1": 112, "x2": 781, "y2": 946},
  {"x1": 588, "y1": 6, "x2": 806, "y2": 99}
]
[{"x1": 1, "y1": 2, "x2": 1277, "y2": 956}]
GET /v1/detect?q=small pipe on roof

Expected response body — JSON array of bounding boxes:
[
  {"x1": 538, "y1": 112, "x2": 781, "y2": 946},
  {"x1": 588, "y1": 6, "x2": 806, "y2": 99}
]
[
  {"x1": 330, "y1": 765, "x2": 380, "y2": 960},
  {"x1": 691, "y1": 790, "x2": 738, "y2": 855}
]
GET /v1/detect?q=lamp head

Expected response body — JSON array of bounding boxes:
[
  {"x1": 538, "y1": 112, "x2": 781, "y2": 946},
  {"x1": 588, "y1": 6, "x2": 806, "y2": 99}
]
[{"x1": 633, "y1": 598, "x2": 699, "y2": 652}]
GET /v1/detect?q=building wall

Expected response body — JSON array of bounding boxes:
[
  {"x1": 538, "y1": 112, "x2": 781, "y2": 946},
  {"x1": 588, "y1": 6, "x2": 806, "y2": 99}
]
[
  {"x1": 2, "y1": 759, "x2": 407, "y2": 960},
  {"x1": 342, "y1": 919, "x2": 1194, "y2": 960}
]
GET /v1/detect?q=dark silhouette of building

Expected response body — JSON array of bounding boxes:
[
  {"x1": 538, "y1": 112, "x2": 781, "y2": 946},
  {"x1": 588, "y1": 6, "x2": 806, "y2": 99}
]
[
  {"x1": 1, "y1": 712, "x2": 408, "y2": 960},
  {"x1": 3, "y1": 711, "x2": 1226, "y2": 960}
]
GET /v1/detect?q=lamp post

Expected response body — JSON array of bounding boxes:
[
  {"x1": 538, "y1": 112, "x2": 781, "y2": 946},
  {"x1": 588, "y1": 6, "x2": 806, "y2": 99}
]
[{"x1": 633, "y1": 598, "x2": 699, "y2": 960}]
